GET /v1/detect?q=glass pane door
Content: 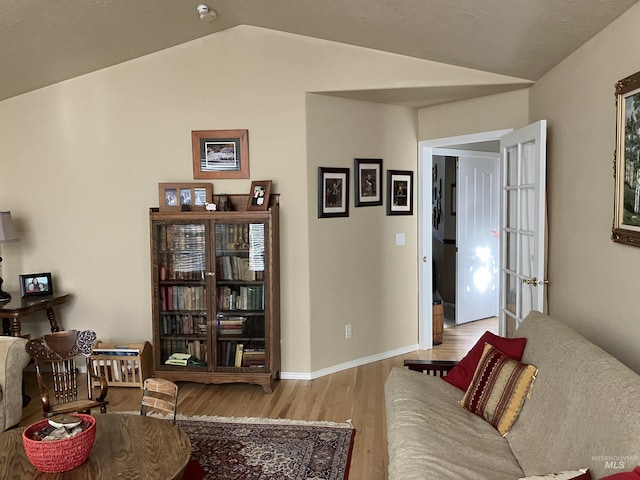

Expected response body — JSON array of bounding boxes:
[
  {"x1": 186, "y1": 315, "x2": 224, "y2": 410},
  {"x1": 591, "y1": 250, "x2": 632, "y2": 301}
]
[
  {"x1": 155, "y1": 222, "x2": 208, "y2": 368},
  {"x1": 214, "y1": 222, "x2": 267, "y2": 370}
]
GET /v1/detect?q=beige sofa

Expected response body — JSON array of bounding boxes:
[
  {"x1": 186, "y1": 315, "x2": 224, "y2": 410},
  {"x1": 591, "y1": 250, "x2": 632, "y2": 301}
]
[
  {"x1": 385, "y1": 311, "x2": 640, "y2": 480},
  {"x1": 0, "y1": 336, "x2": 30, "y2": 430}
]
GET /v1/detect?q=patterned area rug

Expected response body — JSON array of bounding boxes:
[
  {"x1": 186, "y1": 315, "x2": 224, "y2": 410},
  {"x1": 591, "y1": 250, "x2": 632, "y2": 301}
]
[{"x1": 177, "y1": 415, "x2": 355, "y2": 480}]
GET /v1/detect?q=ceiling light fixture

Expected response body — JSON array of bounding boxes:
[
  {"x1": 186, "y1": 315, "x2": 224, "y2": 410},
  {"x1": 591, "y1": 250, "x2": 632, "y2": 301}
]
[{"x1": 197, "y1": 4, "x2": 218, "y2": 22}]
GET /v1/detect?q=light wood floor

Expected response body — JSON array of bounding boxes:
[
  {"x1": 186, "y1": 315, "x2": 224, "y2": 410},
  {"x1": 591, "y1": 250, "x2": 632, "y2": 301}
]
[{"x1": 20, "y1": 317, "x2": 497, "y2": 480}]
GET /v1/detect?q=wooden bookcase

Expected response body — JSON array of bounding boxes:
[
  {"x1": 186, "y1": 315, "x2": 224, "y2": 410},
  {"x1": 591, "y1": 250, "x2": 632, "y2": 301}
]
[{"x1": 149, "y1": 195, "x2": 280, "y2": 393}]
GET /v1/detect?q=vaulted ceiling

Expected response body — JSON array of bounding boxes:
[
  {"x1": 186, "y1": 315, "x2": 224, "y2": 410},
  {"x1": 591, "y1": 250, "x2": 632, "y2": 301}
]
[{"x1": 0, "y1": 0, "x2": 637, "y2": 104}]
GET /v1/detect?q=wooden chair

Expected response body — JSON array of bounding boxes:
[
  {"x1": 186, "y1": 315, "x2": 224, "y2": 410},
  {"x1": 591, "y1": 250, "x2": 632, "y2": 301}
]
[
  {"x1": 140, "y1": 378, "x2": 178, "y2": 423},
  {"x1": 25, "y1": 329, "x2": 108, "y2": 418},
  {"x1": 404, "y1": 359, "x2": 459, "y2": 377}
]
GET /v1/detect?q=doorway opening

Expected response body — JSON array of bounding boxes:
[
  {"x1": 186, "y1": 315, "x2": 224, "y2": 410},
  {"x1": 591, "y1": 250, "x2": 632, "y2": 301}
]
[{"x1": 418, "y1": 129, "x2": 512, "y2": 350}]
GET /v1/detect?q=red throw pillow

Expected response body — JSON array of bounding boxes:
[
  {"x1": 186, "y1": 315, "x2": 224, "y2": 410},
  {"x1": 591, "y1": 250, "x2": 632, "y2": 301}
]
[
  {"x1": 443, "y1": 331, "x2": 527, "y2": 391},
  {"x1": 600, "y1": 467, "x2": 640, "y2": 479}
]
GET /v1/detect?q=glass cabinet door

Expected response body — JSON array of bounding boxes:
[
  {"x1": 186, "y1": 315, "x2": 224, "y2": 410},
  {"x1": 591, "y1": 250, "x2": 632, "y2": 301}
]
[
  {"x1": 214, "y1": 221, "x2": 268, "y2": 371},
  {"x1": 155, "y1": 222, "x2": 208, "y2": 369}
]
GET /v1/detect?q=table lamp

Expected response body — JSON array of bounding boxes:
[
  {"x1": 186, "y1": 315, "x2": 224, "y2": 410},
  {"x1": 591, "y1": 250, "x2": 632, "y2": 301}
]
[{"x1": 0, "y1": 211, "x2": 19, "y2": 301}]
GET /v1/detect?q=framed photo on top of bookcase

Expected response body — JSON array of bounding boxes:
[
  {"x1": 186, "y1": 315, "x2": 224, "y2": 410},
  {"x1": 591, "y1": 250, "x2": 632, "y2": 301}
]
[
  {"x1": 387, "y1": 170, "x2": 413, "y2": 216},
  {"x1": 247, "y1": 180, "x2": 272, "y2": 211},
  {"x1": 158, "y1": 182, "x2": 212, "y2": 213},
  {"x1": 354, "y1": 158, "x2": 383, "y2": 207},
  {"x1": 318, "y1": 167, "x2": 350, "y2": 218},
  {"x1": 192, "y1": 129, "x2": 250, "y2": 179}
]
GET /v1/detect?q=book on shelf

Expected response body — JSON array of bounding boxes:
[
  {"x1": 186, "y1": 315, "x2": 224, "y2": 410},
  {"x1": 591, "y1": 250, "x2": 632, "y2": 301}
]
[
  {"x1": 242, "y1": 348, "x2": 265, "y2": 367},
  {"x1": 234, "y1": 343, "x2": 244, "y2": 367},
  {"x1": 217, "y1": 316, "x2": 247, "y2": 335}
]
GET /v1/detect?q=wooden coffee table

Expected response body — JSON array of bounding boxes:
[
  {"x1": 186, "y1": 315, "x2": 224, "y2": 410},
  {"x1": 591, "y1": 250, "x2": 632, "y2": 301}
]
[{"x1": 0, "y1": 414, "x2": 191, "y2": 479}]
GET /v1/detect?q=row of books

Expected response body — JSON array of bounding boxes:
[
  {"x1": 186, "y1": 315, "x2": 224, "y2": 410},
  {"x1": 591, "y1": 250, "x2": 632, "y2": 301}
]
[
  {"x1": 216, "y1": 255, "x2": 263, "y2": 281},
  {"x1": 217, "y1": 341, "x2": 266, "y2": 368},
  {"x1": 158, "y1": 224, "x2": 206, "y2": 251},
  {"x1": 160, "y1": 286, "x2": 206, "y2": 311},
  {"x1": 160, "y1": 339, "x2": 208, "y2": 365},
  {"x1": 217, "y1": 316, "x2": 246, "y2": 335},
  {"x1": 161, "y1": 314, "x2": 207, "y2": 336},
  {"x1": 158, "y1": 258, "x2": 206, "y2": 281},
  {"x1": 217, "y1": 285, "x2": 264, "y2": 311},
  {"x1": 215, "y1": 223, "x2": 250, "y2": 252}
]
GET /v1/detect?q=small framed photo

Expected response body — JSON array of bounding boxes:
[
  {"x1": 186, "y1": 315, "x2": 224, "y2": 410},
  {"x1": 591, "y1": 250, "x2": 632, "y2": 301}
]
[
  {"x1": 387, "y1": 170, "x2": 414, "y2": 216},
  {"x1": 247, "y1": 180, "x2": 272, "y2": 211},
  {"x1": 159, "y1": 183, "x2": 212, "y2": 212},
  {"x1": 354, "y1": 158, "x2": 383, "y2": 207},
  {"x1": 19, "y1": 272, "x2": 53, "y2": 298},
  {"x1": 192, "y1": 129, "x2": 249, "y2": 179},
  {"x1": 612, "y1": 70, "x2": 640, "y2": 247},
  {"x1": 318, "y1": 167, "x2": 350, "y2": 218}
]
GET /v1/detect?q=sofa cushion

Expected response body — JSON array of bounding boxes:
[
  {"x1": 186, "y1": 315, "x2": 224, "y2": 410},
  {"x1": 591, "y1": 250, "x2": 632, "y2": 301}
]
[
  {"x1": 600, "y1": 467, "x2": 640, "y2": 479},
  {"x1": 519, "y1": 469, "x2": 590, "y2": 479},
  {"x1": 443, "y1": 330, "x2": 527, "y2": 391},
  {"x1": 507, "y1": 311, "x2": 640, "y2": 479},
  {"x1": 385, "y1": 367, "x2": 524, "y2": 480},
  {"x1": 460, "y1": 343, "x2": 537, "y2": 436}
]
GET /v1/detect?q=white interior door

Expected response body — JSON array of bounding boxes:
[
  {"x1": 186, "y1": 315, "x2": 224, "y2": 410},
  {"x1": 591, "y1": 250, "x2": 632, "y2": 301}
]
[
  {"x1": 499, "y1": 120, "x2": 547, "y2": 336},
  {"x1": 457, "y1": 154, "x2": 500, "y2": 324}
]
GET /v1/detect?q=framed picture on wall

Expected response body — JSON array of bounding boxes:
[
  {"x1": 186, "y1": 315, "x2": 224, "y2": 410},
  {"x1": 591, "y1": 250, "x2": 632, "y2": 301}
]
[
  {"x1": 192, "y1": 129, "x2": 250, "y2": 179},
  {"x1": 354, "y1": 158, "x2": 383, "y2": 207},
  {"x1": 387, "y1": 170, "x2": 413, "y2": 216},
  {"x1": 318, "y1": 167, "x2": 350, "y2": 218},
  {"x1": 612, "y1": 70, "x2": 640, "y2": 247}
]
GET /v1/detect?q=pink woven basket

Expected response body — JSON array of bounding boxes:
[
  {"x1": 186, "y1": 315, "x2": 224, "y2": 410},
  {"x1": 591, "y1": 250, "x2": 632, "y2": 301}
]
[{"x1": 22, "y1": 414, "x2": 96, "y2": 473}]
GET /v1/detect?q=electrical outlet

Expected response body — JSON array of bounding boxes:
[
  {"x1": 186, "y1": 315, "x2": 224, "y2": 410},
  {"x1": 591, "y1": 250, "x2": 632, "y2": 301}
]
[{"x1": 345, "y1": 324, "x2": 352, "y2": 339}]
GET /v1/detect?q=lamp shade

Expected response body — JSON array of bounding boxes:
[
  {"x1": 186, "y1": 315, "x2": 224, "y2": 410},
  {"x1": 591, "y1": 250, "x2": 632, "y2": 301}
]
[{"x1": 0, "y1": 212, "x2": 19, "y2": 243}]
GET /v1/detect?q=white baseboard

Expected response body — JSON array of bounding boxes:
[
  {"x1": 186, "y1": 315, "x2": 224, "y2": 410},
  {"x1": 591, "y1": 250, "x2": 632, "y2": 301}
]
[
  {"x1": 34, "y1": 345, "x2": 419, "y2": 381},
  {"x1": 280, "y1": 344, "x2": 419, "y2": 380}
]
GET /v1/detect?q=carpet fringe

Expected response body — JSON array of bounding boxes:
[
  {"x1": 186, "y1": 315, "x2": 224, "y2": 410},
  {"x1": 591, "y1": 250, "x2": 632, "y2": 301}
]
[{"x1": 113, "y1": 411, "x2": 354, "y2": 429}]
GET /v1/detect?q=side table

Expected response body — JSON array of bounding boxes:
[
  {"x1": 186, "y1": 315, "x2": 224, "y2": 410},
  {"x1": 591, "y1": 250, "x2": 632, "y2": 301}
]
[{"x1": 0, "y1": 292, "x2": 70, "y2": 337}]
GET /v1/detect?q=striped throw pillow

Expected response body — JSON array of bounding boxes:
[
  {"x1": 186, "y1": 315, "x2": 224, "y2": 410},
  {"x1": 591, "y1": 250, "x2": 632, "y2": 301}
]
[{"x1": 460, "y1": 342, "x2": 538, "y2": 436}]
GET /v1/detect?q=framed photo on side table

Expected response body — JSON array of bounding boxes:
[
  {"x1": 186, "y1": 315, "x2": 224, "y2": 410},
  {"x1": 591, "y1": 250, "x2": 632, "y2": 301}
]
[
  {"x1": 354, "y1": 158, "x2": 383, "y2": 207},
  {"x1": 387, "y1": 170, "x2": 413, "y2": 216},
  {"x1": 19, "y1": 272, "x2": 53, "y2": 298},
  {"x1": 158, "y1": 183, "x2": 212, "y2": 213},
  {"x1": 192, "y1": 129, "x2": 249, "y2": 179},
  {"x1": 247, "y1": 180, "x2": 272, "y2": 211},
  {"x1": 318, "y1": 167, "x2": 350, "y2": 218},
  {"x1": 612, "y1": 70, "x2": 640, "y2": 247}
]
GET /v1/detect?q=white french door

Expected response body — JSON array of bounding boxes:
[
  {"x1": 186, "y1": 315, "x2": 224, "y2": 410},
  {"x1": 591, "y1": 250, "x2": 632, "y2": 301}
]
[
  {"x1": 499, "y1": 120, "x2": 548, "y2": 336},
  {"x1": 419, "y1": 122, "x2": 547, "y2": 348}
]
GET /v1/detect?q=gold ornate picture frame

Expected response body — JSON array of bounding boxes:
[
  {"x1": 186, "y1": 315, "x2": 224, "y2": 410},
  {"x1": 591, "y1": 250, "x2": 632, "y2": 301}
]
[{"x1": 612, "y1": 70, "x2": 640, "y2": 247}]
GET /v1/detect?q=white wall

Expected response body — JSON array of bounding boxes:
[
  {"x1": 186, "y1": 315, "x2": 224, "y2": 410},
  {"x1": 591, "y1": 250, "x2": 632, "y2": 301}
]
[
  {"x1": 416, "y1": 2, "x2": 640, "y2": 373},
  {"x1": 529, "y1": 2, "x2": 640, "y2": 373},
  {"x1": 306, "y1": 94, "x2": 418, "y2": 371},
  {"x1": 418, "y1": 89, "x2": 530, "y2": 141},
  {"x1": 0, "y1": 25, "x2": 530, "y2": 376}
]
